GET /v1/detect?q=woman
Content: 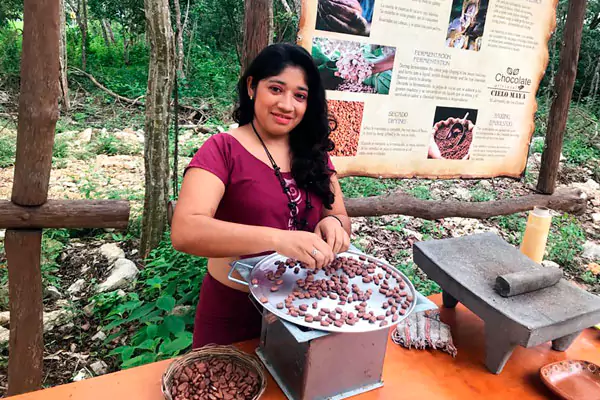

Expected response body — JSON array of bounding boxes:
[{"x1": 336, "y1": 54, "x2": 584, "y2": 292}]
[{"x1": 171, "y1": 43, "x2": 351, "y2": 348}]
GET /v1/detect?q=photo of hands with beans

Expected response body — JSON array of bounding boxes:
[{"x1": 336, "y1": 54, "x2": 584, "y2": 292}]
[{"x1": 316, "y1": 0, "x2": 376, "y2": 37}]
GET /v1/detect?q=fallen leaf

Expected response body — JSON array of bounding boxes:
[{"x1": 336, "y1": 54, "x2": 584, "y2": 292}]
[{"x1": 587, "y1": 262, "x2": 600, "y2": 275}]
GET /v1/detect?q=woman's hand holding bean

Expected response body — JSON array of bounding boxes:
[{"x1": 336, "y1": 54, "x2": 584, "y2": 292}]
[{"x1": 273, "y1": 230, "x2": 335, "y2": 270}]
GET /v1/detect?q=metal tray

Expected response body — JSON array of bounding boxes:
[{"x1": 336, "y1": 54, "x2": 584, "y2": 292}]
[{"x1": 228, "y1": 250, "x2": 417, "y2": 333}]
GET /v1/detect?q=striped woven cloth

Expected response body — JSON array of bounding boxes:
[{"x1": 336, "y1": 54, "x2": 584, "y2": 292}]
[{"x1": 392, "y1": 309, "x2": 457, "y2": 357}]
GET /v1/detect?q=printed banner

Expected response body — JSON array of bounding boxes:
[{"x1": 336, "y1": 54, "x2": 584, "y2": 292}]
[{"x1": 298, "y1": 0, "x2": 557, "y2": 178}]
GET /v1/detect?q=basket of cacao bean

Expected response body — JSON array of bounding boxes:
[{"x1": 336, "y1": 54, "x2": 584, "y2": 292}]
[{"x1": 161, "y1": 344, "x2": 267, "y2": 400}]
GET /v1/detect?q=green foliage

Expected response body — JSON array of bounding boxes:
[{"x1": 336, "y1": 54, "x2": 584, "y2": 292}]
[
  {"x1": 470, "y1": 188, "x2": 496, "y2": 202},
  {"x1": 547, "y1": 214, "x2": 586, "y2": 269},
  {"x1": 531, "y1": 139, "x2": 545, "y2": 154},
  {"x1": 396, "y1": 261, "x2": 441, "y2": 297},
  {"x1": 0, "y1": 0, "x2": 22, "y2": 25},
  {"x1": 339, "y1": 176, "x2": 403, "y2": 198},
  {"x1": 92, "y1": 235, "x2": 206, "y2": 368},
  {"x1": 89, "y1": 131, "x2": 141, "y2": 156},
  {"x1": 0, "y1": 25, "x2": 21, "y2": 89},
  {"x1": 0, "y1": 129, "x2": 16, "y2": 168},
  {"x1": 407, "y1": 185, "x2": 431, "y2": 200},
  {"x1": 562, "y1": 135, "x2": 600, "y2": 166},
  {"x1": 419, "y1": 220, "x2": 445, "y2": 240},
  {"x1": 491, "y1": 213, "x2": 527, "y2": 246}
]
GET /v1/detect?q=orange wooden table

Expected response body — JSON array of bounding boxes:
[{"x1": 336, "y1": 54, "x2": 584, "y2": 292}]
[{"x1": 8, "y1": 294, "x2": 600, "y2": 400}]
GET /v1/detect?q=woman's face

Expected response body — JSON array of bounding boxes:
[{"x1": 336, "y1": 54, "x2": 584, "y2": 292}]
[{"x1": 248, "y1": 65, "x2": 309, "y2": 137}]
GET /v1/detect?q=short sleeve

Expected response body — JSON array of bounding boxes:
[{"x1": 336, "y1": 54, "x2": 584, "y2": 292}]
[
  {"x1": 326, "y1": 153, "x2": 336, "y2": 174},
  {"x1": 185, "y1": 134, "x2": 232, "y2": 185}
]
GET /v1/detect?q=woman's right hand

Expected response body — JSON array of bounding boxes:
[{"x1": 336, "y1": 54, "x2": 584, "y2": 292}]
[{"x1": 273, "y1": 230, "x2": 335, "y2": 270}]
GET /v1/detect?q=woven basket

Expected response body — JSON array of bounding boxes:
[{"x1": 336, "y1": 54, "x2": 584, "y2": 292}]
[{"x1": 161, "y1": 344, "x2": 267, "y2": 400}]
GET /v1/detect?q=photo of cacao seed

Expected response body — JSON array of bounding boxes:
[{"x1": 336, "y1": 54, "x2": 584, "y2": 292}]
[
  {"x1": 312, "y1": 37, "x2": 395, "y2": 95},
  {"x1": 445, "y1": 0, "x2": 488, "y2": 52}
]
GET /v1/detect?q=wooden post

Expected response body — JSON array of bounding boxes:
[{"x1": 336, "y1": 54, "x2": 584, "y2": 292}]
[
  {"x1": 6, "y1": 0, "x2": 60, "y2": 394},
  {"x1": 5, "y1": 230, "x2": 44, "y2": 396},
  {"x1": 3, "y1": 0, "x2": 130, "y2": 394},
  {"x1": 537, "y1": 0, "x2": 587, "y2": 194},
  {"x1": 242, "y1": 0, "x2": 273, "y2": 71}
]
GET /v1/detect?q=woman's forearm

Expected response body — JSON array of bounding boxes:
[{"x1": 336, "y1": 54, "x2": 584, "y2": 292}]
[{"x1": 171, "y1": 214, "x2": 280, "y2": 258}]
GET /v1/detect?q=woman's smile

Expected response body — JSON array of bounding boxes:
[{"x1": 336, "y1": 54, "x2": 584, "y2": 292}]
[{"x1": 272, "y1": 112, "x2": 293, "y2": 125}]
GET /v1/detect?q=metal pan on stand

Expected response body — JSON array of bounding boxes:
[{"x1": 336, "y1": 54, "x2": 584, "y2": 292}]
[{"x1": 228, "y1": 250, "x2": 417, "y2": 333}]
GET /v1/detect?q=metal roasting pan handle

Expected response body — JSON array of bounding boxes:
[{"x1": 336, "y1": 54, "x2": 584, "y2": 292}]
[{"x1": 227, "y1": 255, "x2": 267, "y2": 286}]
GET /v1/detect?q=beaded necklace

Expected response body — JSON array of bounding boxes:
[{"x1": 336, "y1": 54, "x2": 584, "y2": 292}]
[{"x1": 250, "y1": 120, "x2": 312, "y2": 230}]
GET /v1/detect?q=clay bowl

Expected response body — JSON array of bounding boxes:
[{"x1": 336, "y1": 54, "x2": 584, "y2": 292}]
[{"x1": 540, "y1": 360, "x2": 600, "y2": 400}]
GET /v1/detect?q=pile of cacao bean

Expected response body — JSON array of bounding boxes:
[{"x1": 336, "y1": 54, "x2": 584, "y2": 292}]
[
  {"x1": 169, "y1": 358, "x2": 260, "y2": 400},
  {"x1": 256, "y1": 255, "x2": 413, "y2": 329},
  {"x1": 328, "y1": 99, "x2": 364, "y2": 157}
]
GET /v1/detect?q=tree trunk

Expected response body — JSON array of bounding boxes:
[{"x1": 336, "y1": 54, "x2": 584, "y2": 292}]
[
  {"x1": 173, "y1": 0, "x2": 185, "y2": 79},
  {"x1": 105, "y1": 19, "x2": 116, "y2": 43},
  {"x1": 123, "y1": 32, "x2": 130, "y2": 65},
  {"x1": 242, "y1": 0, "x2": 273, "y2": 71},
  {"x1": 589, "y1": 55, "x2": 600, "y2": 105},
  {"x1": 141, "y1": 0, "x2": 175, "y2": 258},
  {"x1": 538, "y1": 0, "x2": 587, "y2": 194},
  {"x1": 75, "y1": 0, "x2": 88, "y2": 70},
  {"x1": 100, "y1": 19, "x2": 111, "y2": 47},
  {"x1": 280, "y1": 0, "x2": 291, "y2": 13},
  {"x1": 59, "y1": 0, "x2": 70, "y2": 113},
  {"x1": 185, "y1": 17, "x2": 197, "y2": 78}
]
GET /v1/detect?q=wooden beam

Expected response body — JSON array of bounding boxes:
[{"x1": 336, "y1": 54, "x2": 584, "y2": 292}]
[
  {"x1": 11, "y1": 0, "x2": 60, "y2": 206},
  {"x1": 6, "y1": 230, "x2": 44, "y2": 396},
  {"x1": 167, "y1": 187, "x2": 586, "y2": 225},
  {"x1": 537, "y1": 0, "x2": 587, "y2": 194},
  {"x1": 343, "y1": 187, "x2": 586, "y2": 219},
  {"x1": 0, "y1": 200, "x2": 130, "y2": 229}
]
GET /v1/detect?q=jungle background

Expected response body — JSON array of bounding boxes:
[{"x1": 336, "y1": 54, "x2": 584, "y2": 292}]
[{"x1": 0, "y1": 0, "x2": 599, "y2": 394}]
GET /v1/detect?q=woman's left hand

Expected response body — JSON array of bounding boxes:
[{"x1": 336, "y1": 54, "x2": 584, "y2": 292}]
[{"x1": 314, "y1": 216, "x2": 350, "y2": 255}]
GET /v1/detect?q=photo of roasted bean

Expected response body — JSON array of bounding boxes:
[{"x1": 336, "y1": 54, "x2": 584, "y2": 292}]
[
  {"x1": 428, "y1": 106, "x2": 478, "y2": 160},
  {"x1": 328, "y1": 99, "x2": 364, "y2": 157}
]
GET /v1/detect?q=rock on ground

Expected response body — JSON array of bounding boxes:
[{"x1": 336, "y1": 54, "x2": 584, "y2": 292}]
[
  {"x1": 96, "y1": 259, "x2": 139, "y2": 292},
  {"x1": 99, "y1": 243, "x2": 125, "y2": 265},
  {"x1": 73, "y1": 369, "x2": 92, "y2": 382},
  {"x1": 91, "y1": 331, "x2": 107, "y2": 342},
  {"x1": 0, "y1": 326, "x2": 9, "y2": 345},
  {"x1": 43, "y1": 309, "x2": 74, "y2": 333},
  {"x1": 582, "y1": 241, "x2": 600, "y2": 261},
  {"x1": 542, "y1": 260, "x2": 561, "y2": 269},
  {"x1": 89, "y1": 360, "x2": 108, "y2": 375},
  {"x1": 44, "y1": 286, "x2": 62, "y2": 300},
  {"x1": 67, "y1": 279, "x2": 87, "y2": 295}
]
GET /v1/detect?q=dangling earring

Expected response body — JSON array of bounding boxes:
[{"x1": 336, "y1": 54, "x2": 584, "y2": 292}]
[{"x1": 250, "y1": 94, "x2": 253, "y2": 100}]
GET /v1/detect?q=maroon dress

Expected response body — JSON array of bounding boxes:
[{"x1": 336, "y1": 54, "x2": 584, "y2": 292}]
[{"x1": 185, "y1": 133, "x2": 334, "y2": 347}]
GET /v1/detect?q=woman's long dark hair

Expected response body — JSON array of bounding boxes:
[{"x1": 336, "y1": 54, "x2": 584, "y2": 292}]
[{"x1": 233, "y1": 43, "x2": 335, "y2": 209}]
